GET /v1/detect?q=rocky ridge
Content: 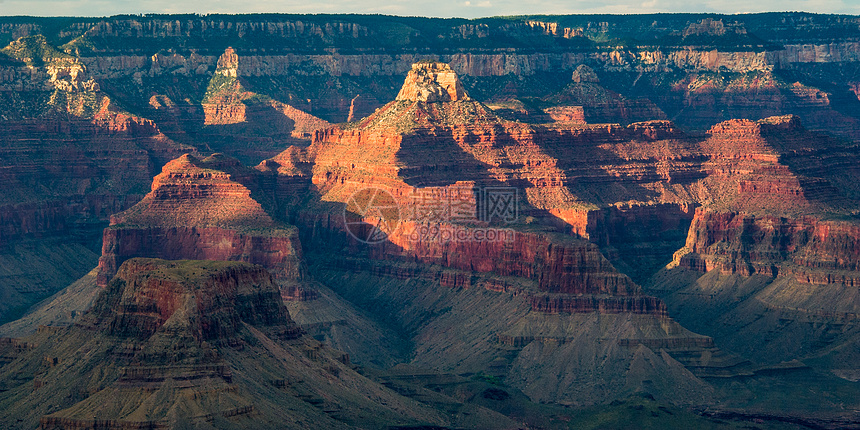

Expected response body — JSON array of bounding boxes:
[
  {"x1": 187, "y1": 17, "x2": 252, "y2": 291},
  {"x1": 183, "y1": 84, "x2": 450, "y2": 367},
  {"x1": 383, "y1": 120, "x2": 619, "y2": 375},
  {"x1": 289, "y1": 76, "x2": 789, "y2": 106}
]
[{"x1": 0, "y1": 258, "x2": 474, "y2": 429}]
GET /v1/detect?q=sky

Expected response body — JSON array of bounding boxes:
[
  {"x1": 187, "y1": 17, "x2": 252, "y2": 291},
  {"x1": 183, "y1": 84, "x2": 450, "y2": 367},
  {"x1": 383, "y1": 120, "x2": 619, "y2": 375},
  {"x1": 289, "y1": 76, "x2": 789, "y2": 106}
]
[{"x1": 2, "y1": 0, "x2": 859, "y2": 18}]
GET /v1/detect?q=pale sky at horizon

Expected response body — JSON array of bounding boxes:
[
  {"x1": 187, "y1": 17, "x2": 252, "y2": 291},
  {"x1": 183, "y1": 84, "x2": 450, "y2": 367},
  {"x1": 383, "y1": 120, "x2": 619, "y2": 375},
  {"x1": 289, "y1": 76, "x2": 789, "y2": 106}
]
[{"x1": 2, "y1": 0, "x2": 859, "y2": 18}]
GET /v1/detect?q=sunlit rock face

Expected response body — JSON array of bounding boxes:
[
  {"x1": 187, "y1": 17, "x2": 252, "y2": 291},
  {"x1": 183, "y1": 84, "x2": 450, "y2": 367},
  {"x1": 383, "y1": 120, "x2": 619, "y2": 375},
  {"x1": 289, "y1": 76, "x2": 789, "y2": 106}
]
[
  {"x1": 396, "y1": 62, "x2": 470, "y2": 102},
  {"x1": 97, "y1": 153, "x2": 305, "y2": 293}
]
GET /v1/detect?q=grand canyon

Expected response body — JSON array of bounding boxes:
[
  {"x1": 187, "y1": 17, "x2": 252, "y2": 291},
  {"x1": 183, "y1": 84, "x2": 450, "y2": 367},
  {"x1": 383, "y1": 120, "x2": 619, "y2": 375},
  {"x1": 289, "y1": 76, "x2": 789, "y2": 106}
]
[{"x1": 1, "y1": 12, "x2": 860, "y2": 429}]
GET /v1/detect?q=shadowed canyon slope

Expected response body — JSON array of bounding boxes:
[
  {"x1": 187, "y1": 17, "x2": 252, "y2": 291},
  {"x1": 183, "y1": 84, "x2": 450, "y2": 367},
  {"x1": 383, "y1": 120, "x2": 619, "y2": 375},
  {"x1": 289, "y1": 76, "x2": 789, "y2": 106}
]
[
  {"x1": 2, "y1": 12, "x2": 860, "y2": 429},
  {"x1": 0, "y1": 258, "x2": 506, "y2": 429}
]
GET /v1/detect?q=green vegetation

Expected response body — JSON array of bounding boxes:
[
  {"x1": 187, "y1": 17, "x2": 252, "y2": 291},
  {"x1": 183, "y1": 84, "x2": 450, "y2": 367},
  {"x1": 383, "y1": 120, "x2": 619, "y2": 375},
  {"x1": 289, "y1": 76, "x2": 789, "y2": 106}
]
[
  {"x1": 60, "y1": 35, "x2": 97, "y2": 56},
  {"x1": 472, "y1": 372, "x2": 503, "y2": 385},
  {"x1": 1, "y1": 35, "x2": 74, "y2": 66},
  {"x1": 202, "y1": 72, "x2": 240, "y2": 103}
]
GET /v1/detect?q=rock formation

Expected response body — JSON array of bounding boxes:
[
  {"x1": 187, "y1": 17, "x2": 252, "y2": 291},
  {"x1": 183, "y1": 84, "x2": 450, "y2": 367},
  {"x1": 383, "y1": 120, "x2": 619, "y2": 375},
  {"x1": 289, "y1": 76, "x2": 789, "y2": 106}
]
[
  {"x1": 0, "y1": 35, "x2": 195, "y2": 323},
  {"x1": 2, "y1": 13, "x2": 860, "y2": 427},
  {"x1": 2, "y1": 14, "x2": 856, "y2": 136},
  {"x1": 285, "y1": 61, "x2": 745, "y2": 406},
  {"x1": 544, "y1": 67, "x2": 668, "y2": 124},
  {"x1": 395, "y1": 61, "x2": 470, "y2": 102},
  {"x1": 89, "y1": 258, "x2": 302, "y2": 341},
  {"x1": 97, "y1": 154, "x2": 306, "y2": 300},
  {"x1": 0, "y1": 258, "x2": 469, "y2": 429},
  {"x1": 199, "y1": 47, "x2": 331, "y2": 163},
  {"x1": 2, "y1": 15, "x2": 860, "y2": 326},
  {"x1": 644, "y1": 115, "x2": 860, "y2": 394},
  {"x1": 671, "y1": 115, "x2": 860, "y2": 279}
]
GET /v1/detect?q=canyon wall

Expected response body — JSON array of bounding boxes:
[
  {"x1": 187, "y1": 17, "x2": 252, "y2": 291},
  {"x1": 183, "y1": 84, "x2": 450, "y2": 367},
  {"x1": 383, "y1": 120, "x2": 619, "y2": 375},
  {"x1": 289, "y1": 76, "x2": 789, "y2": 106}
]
[
  {"x1": 676, "y1": 208, "x2": 860, "y2": 284},
  {"x1": 0, "y1": 43, "x2": 843, "y2": 85}
]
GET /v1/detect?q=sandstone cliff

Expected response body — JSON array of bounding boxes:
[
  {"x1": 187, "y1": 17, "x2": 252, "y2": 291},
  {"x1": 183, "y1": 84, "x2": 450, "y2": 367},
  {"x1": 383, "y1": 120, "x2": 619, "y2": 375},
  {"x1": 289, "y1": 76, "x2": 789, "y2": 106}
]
[{"x1": 97, "y1": 154, "x2": 306, "y2": 296}]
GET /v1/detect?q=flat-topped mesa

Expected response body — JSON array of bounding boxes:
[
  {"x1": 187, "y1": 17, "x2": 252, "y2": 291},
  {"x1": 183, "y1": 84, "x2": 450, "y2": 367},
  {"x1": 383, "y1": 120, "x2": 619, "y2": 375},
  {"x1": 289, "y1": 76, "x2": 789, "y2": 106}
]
[
  {"x1": 86, "y1": 258, "x2": 300, "y2": 342},
  {"x1": 395, "y1": 62, "x2": 470, "y2": 102}
]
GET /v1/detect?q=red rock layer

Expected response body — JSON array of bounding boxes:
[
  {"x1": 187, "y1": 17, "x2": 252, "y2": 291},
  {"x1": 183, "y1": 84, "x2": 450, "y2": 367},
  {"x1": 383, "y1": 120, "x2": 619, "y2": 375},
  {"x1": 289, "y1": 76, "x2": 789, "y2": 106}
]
[
  {"x1": 0, "y1": 116, "x2": 188, "y2": 206},
  {"x1": 669, "y1": 116, "x2": 860, "y2": 284},
  {"x1": 307, "y1": 108, "x2": 860, "y2": 291},
  {"x1": 300, "y1": 64, "x2": 699, "y2": 315},
  {"x1": 0, "y1": 109, "x2": 192, "y2": 211},
  {"x1": 381, "y1": 226, "x2": 637, "y2": 296},
  {"x1": 113, "y1": 154, "x2": 275, "y2": 227},
  {"x1": 544, "y1": 106, "x2": 586, "y2": 123},
  {"x1": 203, "y1": 97, "x2": 246, "y2": 125},
  {"x1": 0, "y1": 112, "x2": 194, "y2": 320},
  {"x1": 293, "y1": 64, "x2": 860, "y2": 332},
  {"x1": 97, "y1": 226, "x2": 303, "y2": 286},
  {"x1": 307, "y1": 108, "x2": 642, "y2": 295},
  {"x1": 91, "y1": 98, "x2": 163, "y2": 136},
  {"x1": 97, "y1": 154, "x2": 304, "y2": 287},
  {"x1": 676, "y1": 207, "x2": 860, "y2": 284}
]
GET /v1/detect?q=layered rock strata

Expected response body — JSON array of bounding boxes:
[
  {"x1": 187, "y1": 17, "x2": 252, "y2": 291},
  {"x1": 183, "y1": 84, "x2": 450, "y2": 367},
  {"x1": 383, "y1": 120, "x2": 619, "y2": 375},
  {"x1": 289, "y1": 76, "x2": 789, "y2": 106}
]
[
  {"x1": 0, "y1": 258, "x2": 457, "y2": 429},
  {"x1": 284, "y1": 63, "x2": 739, "y2": 406},
  {"x1": 673, "y1": 115, "x2": 860, "y2": 282},
  {"x1": 0, "y1": 58, "x2": 194, "y2": 321},
  {"x1": 97, "y1": 154, "x2": 305, "y2": 297}
]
